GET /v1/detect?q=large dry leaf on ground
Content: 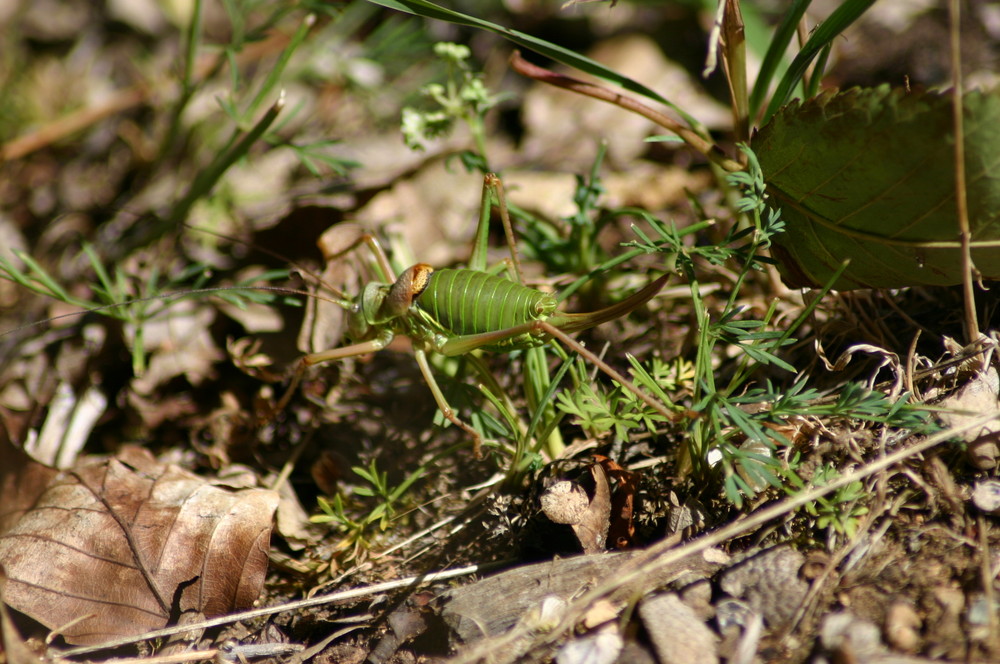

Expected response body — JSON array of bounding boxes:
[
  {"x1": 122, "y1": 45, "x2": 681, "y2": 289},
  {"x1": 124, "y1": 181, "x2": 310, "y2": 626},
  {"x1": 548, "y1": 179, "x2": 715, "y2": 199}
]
[
  {"x1": 752, "y1": 85, "x2": 1000, "y2": 289},
  {"x1": 0, "y1": 437, "x2": 58, "y2": 534},
  {"x1": 0, "y1": 441, "x2": 278, "y2": 645},
  {"x1": 1, "y1": 568, "x2": 45, "y2": 664}
]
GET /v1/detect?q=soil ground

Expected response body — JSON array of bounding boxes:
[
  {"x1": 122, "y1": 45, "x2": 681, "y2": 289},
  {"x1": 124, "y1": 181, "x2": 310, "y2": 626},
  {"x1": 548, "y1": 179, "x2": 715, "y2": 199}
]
[{"x1": 2, "y1": 2, "x2": 1000, "y2": 663}]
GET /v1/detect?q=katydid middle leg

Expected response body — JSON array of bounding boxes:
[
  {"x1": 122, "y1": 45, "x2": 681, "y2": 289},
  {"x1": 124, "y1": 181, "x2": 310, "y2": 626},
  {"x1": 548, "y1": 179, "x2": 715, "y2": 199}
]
[
  {"x1": 412, "y1": 348, "x2": 484, "y2": 455},
  {"x1": 473, "y1": 173, "x2": 568, "y2": 456},
  {"x1": 471, "y1": 173, "x2": 524, "y2": 280}
]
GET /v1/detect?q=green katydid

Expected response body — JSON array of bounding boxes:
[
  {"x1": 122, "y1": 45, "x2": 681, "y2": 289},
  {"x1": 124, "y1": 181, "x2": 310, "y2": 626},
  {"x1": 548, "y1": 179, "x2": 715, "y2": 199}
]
[
  {"x1": 280, "y1": 173, "x2": 674, "y2": 456},
  {"x1": 0, "y1": 174, "x2": 673, "y2": 458}
]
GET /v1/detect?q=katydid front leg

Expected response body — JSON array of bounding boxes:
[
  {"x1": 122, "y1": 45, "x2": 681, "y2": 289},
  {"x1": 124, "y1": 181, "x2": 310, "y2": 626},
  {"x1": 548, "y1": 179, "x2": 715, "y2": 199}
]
[
  {"x1": 274, "y1": 329, "x2": 396, "y2": 415},
  {"x1": 278, "y1": 261, "x2": 487, "y2": 456},
  {"x1": 305, "y1": 333, "x2": 484, "y2": 455}
]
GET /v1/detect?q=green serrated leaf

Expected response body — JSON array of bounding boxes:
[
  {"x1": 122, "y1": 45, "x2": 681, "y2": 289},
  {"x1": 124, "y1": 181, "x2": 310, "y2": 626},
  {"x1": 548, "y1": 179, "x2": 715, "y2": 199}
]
[{"x1": 753, "y1": 85, "x2": 1000, "y2": 289}]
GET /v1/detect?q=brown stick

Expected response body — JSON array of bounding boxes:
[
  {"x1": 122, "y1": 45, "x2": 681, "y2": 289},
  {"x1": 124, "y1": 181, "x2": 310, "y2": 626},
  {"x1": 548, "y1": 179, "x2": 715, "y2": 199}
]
[
  {"x1": 0, "y1": 28, "x2": 292, "y2": 162},
  {"x1": 947, "y1": 0, "x2": 980, "y2": 346},
  {"x1": 509, "y1": 50, "x2": 742, "y2": 173},
  {"x1": 0, "y1": 87, "x2": 148, "y2": 162}
]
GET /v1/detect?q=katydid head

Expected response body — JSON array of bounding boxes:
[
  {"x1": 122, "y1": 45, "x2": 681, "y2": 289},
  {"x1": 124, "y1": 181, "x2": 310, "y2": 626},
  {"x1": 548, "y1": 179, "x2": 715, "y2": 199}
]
[{"x1": 358, "y1": 264, "x2": 434, "y2": 327}]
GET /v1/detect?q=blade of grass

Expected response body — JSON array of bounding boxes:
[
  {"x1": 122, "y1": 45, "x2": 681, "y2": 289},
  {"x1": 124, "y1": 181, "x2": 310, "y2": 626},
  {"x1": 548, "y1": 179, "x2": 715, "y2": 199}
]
[
  {"x1": 168, "y1": 92, "x2": 285, "y2": 227},
  {"x1": 748, "y1": 0, "x2": 812, "y2": 121},
  {"x1": 366, "y1": 0, "x2": 703, "y2": 131},
  {"x1": 11, "y1": 250, "x2": 77, "y2": 304},
  {"x1": 763, "y1": 0, "x2": 877, "y2": 122},
  {"x1": 245, "y1": 14, "x2": 315, "y2": 118}
]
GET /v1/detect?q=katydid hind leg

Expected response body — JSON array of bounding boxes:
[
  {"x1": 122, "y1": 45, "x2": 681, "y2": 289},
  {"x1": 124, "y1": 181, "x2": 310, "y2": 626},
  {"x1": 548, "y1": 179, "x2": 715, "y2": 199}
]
[
  {"x1": 540, "y1": 321, "x2": 680, "y2": 423},
  {"x1": 435, "y1": 319, "x2": 546, "y2": 357}
]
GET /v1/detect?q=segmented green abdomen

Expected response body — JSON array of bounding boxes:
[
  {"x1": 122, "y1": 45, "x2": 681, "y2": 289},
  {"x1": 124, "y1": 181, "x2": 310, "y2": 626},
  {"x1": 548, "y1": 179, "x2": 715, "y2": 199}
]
[{"x1": 420, "y1": 269, "x2": 556, "y2": 336}]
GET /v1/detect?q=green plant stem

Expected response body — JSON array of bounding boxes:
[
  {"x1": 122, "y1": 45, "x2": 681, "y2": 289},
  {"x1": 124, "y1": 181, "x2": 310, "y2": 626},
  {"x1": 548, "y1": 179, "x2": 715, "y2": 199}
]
[
  {"x1": 721, "y1": 0, "x2": 749, "y2": 144},
  {"x1": 160, "y1": 0, "x2": 204, "y2": 165},
  {"x1": 167, "y1": 93, "x2": 284, "y2": 227},
  {"x1": 948, "y1": 0, "x2": 978, "y2": 343},
  {"x1": 748, "y1": 0, "x2": 810, "y2": 121}
]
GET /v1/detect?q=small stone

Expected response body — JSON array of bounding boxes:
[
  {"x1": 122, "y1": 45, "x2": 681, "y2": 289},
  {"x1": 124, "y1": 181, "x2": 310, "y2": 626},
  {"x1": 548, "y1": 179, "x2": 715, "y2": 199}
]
[
  {"x1": 719, "y1": 546, "x2": 809, "y2": 629},
  {"x1": 971, "y1": 480, "x2": 1000, "y2": 513},
  {"x1": 639, "y1": 593, "x2": 719, "y2": 664},
  {"x1": 884, "y1": 601, "x2": 921, "y2": 653},
  {"x1": 820, "y1": 611, "x2": 884, "y2": 658},
  {"x1": 556, "y1": 625, "x2": 622, "y2": 664}
]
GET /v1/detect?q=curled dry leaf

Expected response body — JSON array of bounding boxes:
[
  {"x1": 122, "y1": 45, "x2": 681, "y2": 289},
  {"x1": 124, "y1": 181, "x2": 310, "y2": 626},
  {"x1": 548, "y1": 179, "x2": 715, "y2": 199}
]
[
  {"x1": 593, "y1": 456, "x2": 637, "y2": 549},
  {"x1": 540, "y1": 480, "x2": 590, "y2": 525},
  {"x1": 0, "y1": 440, "x2": 278, "y2": 645},
  {"x1": 301, "y1": 222, "x2": 368, "y2": 356},
  {"x1": 938, "y1": 366, "x2": 1000, "y2": 470}
]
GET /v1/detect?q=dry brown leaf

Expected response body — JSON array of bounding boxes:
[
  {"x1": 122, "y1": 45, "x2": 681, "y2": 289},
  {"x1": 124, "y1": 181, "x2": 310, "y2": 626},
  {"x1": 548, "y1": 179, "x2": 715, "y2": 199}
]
[
  {"x1": 305, "y1": 222, "x2": 368, "y2": 355},
  {"x1": 128, "y1": 300, "x2": 223, "y2": 396},
  {"x1": 0, "y1": 443, "x2": 278, "y2": 645},
  {"x1": 0, "y1": 437, "x2": 58, "y2": 534},
  {"x1": 572, "y1": 463, "x2": 611, "y2": 555},
  {"x1": 354, "y1": 165, "x2": 483, "y2": 269},
  {"x1": 593, "y1": 456, "x2": 636, "y2": 549},
  {"x1": 1, "y1": 567, "x2": 45, "y2": 664}
]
